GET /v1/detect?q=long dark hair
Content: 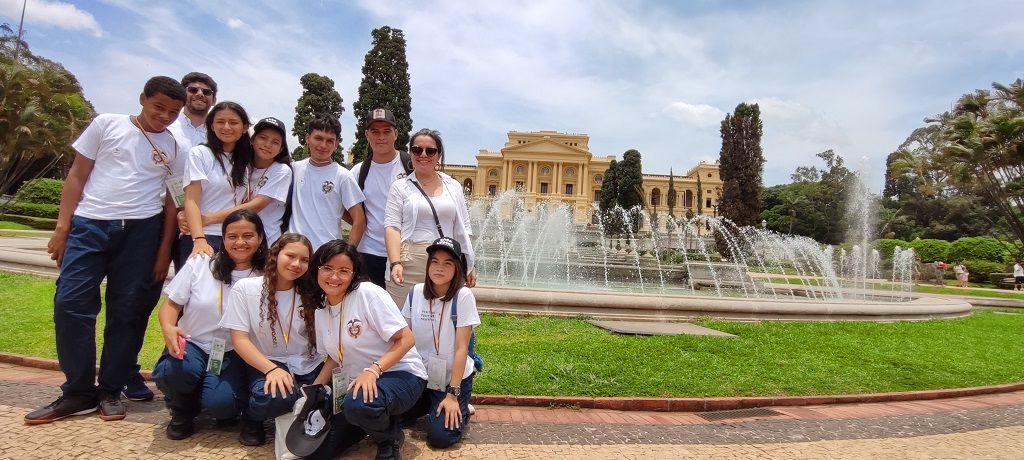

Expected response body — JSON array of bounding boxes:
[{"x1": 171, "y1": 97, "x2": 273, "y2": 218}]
[
  {"x1": 261, "y1": 233, "x2": 315, "y2": 356},
  {"x1": 423, "y1": 247, "x2": 466, "y2": 302},
  {"x1": 300, "y1": 240, "x2": 368, "y2": 314},
  {"x1": 203, "y1": 101, "x2": 253, "y2": 187},
  {"x1": 252, "y1": 124, "x2": 291, "y2": 166},
  {"x1": 210, "y1": 209, "x2": 268, "y2": 284}
]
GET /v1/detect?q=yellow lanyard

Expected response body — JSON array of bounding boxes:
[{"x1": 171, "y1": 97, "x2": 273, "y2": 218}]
[
  {"x1": 334, "y1": 300, "x2": 345, "y2": 365},
  {"x1": 277, "y1": 291, "x2": 297, "y2": 346},
  {"x1": 430, "y1": 299, "x2": 446, "y2": 355},
  {"x1": 217, "y1": 283, "x2": 223, "y2": 317},
  {"x1": 243, "y1": 167, "x2": 269, "y2": 204}
]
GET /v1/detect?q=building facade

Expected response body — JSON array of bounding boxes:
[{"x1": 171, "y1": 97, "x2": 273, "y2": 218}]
[{"x1": 443, "y1": 130, "x2": 722, "y2": 229}]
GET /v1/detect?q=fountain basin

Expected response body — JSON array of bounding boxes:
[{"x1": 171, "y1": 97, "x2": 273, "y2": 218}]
[{"x1": 472, "y1": 285, "x2": 973, "y2": 322}]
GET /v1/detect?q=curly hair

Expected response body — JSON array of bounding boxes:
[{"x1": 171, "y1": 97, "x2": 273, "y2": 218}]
[{"x1": 261, "y1": 233, "x2": 315, "y2": 356}]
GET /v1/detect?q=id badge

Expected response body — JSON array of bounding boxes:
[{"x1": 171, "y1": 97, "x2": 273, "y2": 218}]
[
  {"x1": 426, "y1": 356, "x2": 448, "y2": 392},
  {"x1": 206, "y1": 336, "x2": 227, "y2": 376},
  {"x1": 331, "y1": 367, "x2": 347, "y2": 414},
  {"x1": 165, "y1": 175, "x2": 185, "y2": 208}
]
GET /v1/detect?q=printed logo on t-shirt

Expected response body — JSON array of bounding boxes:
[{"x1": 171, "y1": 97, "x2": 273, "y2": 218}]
[
  {"x1": 257, "y1": 175, "x2": 268, "y2": 188},
  {"x1": 346, "y1": 318, "x2": 363, "y2": 338},
  {"x1": 397, "y1": 173, "x2": 406, "y2": 179},
  {"x1": 322, "y1": 181, "x2": 334, "y2": 194}
]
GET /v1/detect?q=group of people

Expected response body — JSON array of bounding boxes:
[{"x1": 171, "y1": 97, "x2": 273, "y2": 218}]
[{"x1": 25, "y1": 73, "x2": 481, "y2": 459}]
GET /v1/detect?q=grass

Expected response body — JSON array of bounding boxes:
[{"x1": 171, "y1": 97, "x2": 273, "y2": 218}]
[
  {"x1": 0, "y1": 221, "x2": 33, "y2": 230},
  {"x1": 3, "y1": 271, "x2": 1023, "y2": 398}
]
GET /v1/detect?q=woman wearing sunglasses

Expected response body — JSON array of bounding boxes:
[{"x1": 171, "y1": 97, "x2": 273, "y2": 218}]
[{"x1": 383, "y1": 129, "x2": 476, "y2": 308}]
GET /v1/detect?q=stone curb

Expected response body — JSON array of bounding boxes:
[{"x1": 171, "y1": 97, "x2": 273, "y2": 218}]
[{"x1": 5, "y1": 352, "x2": 1023, "y2": 413}]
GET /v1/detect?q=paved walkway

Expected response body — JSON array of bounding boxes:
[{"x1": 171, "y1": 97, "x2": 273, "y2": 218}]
[{"x1": 4, "y1": 362, "x2": 1024, "y2": 459}]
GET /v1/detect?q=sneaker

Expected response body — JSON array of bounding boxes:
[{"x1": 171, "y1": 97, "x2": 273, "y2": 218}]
[
  {"x1": 467, "y1": 403, "x2": 476, "y2": 415},
  {"x1": 166, "y1": 415, "x2": 194, "y2": 440},
  {"x1": 123, "y1": 373, "x2": 154, "y2": 402},
  {"x1": 375, "y1": 430, "x2": 404, "y2": 460},
  {"x1": 98, "y1": 393, "x2": 127, "y2": 421},
  {"x1": 24, "y1": 395, "x2": 98, "y2": 425},
  {"x1": 239, "y1": 416, "x2": 266, "y2": 446}
]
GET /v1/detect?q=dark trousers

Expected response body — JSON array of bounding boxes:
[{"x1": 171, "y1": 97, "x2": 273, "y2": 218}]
[
  {"x1": 152, "y1": 344, "x2": 250, "y2": 420},
  {"x1": 54, "y1": 214, "x2": 163, "y2": 398},
  {"x1": 244, "y1": 361, "x2": 323, "y2": 420},
  {"x1": 178, "y1": 234, "x2": 223, "y2": 265},
  {"x1": 404, "y1": 373, "x2": 474, "y2": 447},
  {"x1": 361, "y1": 252, "x2": 388, "y2": 289}
]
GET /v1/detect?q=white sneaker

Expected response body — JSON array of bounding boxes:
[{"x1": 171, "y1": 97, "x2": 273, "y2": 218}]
[{"x1": 467, "y1": 403, "x2": 476, "y2": 415}]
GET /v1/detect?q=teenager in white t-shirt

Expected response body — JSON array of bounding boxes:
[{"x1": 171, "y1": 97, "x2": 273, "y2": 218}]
[
  {"x1": 27, "y1": 77, "x2": 190, "y2": 426},
  {"x1": 401, "y1": 236, "x2": 480, "y2": 448},
  {"x1": 151, "y1": 210, "x2": 267, "y2": 441},
  {"x1": 351, "y1": 108, "x2": 411, "y2": 288},
  {"x1": 385, "y1": 129, "x2": 477, "y2": 309},
  {"x1": 182, "y1": 101, "x2": 260, "y2": 260},
  {"x1": 220, "y1": 234, "x2": 322, "y2": 446},
  {"x1": 242, "y1": 117, "x2": 293, "y2": 244},
  {"x1": 302, "y1": 240, "x2": 426, "y2": 460},
  {"x1": 287, "y1": 114, "x2": 366, "y2": 250}
]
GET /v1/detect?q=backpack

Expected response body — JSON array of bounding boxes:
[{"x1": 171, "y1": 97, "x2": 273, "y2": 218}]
[
  {"x1": 357, "y1": 150, "x2": 413, "y2": 189},
  {"x1": 408, "y1": 286, "x2": 484, "y2": 372}
]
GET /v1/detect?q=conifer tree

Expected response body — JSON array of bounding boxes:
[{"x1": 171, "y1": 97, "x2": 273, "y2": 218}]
[
  {"x1": 616, "y1": 149, "x2": 645, "y2": 232},
  {"x1": 718, "y1": 103, "x2": 765, "y2": 227},
  {"x1": 667, "y1": 168, "x2": 677, "y2": 217},
  {"x1": 291, "y1": 73, "x2": 344, "y2": 162},
  {"x1": 351, "y1": 26, "x2": 412, "y2": 164}
]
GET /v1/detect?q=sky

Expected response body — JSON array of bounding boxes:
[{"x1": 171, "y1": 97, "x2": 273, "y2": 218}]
[{"x1": 2, "y1": 0, "x2": 1022, "y2": 191}]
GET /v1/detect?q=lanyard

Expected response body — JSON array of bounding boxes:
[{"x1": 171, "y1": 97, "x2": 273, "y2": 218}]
[
  {"x1": 242, "y1": 167, "x2": 269, "y2": 204},
  {"x1": 217, "y1": 282, "x2": 223, "y2": 317},
  {"x1": 334, "y1": 300, "x2": 345, "y2": 365},
  {"x1": 131, "y1": 115, "x2": 175, "y2": 176},
  {"x1": 429, "y1": 298, "x2": 446, "y2": 355},
  {"x1": 277, "y1": 291, "x2": 297, "y2": 347}
]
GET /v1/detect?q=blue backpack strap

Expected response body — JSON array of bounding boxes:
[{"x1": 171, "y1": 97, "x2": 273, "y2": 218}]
[{"x1": 450, "y1": 286, "x2": 459, "y2": 327}]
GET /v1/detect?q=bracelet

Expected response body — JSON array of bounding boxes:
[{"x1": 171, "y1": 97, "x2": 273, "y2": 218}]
[
  {"x1": 390, "y1": 261, "x2": 403, "y2": 269},
  {"x1": 372, "y1": 361, "x2": 383, "y2": 373},
  {"x1": 363, "y1": 367, "x2": 380, "y2": 378},
  {"x1": 193, "y1": 236, "x2": 207, "y2": 242},
  {"x1": 264, "y1": 365, "x2": 283, "y2": 377}
]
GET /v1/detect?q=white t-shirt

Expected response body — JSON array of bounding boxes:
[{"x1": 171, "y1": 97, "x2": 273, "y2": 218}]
[
  {"x1": 352, "y1": 156, "x2": 408, "y2": 257},
  {"x1": 1015, "y1": 264, "x2": 1023, "y2": 277},
  {"x1": 174, "y1": 112, "x2": 206, "y2": 147},
  {"x1": 288, "y1": 159, "x2": 366, "y2": 250},
  {"x1": 163, "y1": 255, "x2": 260, "y2": 354},
  {"x1": 220, "y1": 276, "x2": 323, "y2": 375},
  {"x1": 314, "y1": 282, "x2": 427, "y2": 380},
  {"x1": 71, "y1": 114, "x2": 188, "y2": 220},
  {"x1": 236, "y1": 162, "x2": 292, "y2": 244},
  {"x1": 184, "y1": 145, "x2": 237, "y2": 237},
  {"x1": 411, "y1": 188, "x2": 458, "y2": 242},
  {"x1": 401, "y1": 284, "x2": 479, "y2": 381}
]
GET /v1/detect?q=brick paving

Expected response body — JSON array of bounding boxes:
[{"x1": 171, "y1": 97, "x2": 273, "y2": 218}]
[{"x1": 4, "y1": 363, "x2": 1024, "y2": 459}]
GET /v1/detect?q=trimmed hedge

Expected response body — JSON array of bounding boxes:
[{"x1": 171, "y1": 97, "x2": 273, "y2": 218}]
[
  {"x1": 964, "y1": 260, "x2": 1009, "y2": 284},
  {"x1": 990, "y1": 272, "x2": 1013, "y2": 285},
  {"x1": 14, "y1": 178, "x2": 63, "y2": 205},
  {"x1": 872, "y1": 239, "x2": 911, "y2": 261},
  {"x1": 0, "y1": 214, "x2": 57, "y2": 230},
  {"x1": 909, "y1": 239, "x2": 950, "y2": 262},
  {"x1": 0, "y1": 202, "x2": 59, "y2": 219},
  {"x1": 948, "y1": 237, "x2": 1010, "y2": 263}
]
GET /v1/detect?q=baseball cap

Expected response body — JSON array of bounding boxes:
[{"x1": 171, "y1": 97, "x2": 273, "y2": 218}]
[
  {"x1": 253, "y1": 116, "x2": 287, "y2": 139},
  {"x1": 365, "y1": 108, "x2": 397, "y2": 128},
  {"x1": 285, "y1": 384, "x2": 332, "y2": 457},
  {"x1": 427, "y1": 236, "x2": 467, "y2": 273}
]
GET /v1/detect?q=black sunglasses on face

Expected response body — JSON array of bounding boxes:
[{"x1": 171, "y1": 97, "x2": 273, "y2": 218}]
[
  {"x1": 410, "y1": 146, "x2": 439, "y2": 157},
  {"x1": 187, "y1": 86, "x2": 214, "y2": 96}
]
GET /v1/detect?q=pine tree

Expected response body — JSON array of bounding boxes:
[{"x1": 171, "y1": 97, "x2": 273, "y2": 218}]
[
  {"x1": 598, "y1": 160, "x2": 620, "y2": 234},
  {"x1": 351, "y1": 26, "x2": 412, "y2": 164},
  {"x1": 616, "y1": 149, "x2": 645, "y2": 232},
  {"x1": 291, "y1": 73, "x2": 344, "y2": 162},
  {"x1": 718, "y1": 103, "x2": 765, "y2": 227},
  {"x1": 667, "y1": 168, "x2": 677, "y2": 217}
]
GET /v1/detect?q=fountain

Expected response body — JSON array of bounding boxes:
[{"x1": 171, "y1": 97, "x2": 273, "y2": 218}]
[{"x1": 465, "y1": 161, "x2": 971, "y2": 322}]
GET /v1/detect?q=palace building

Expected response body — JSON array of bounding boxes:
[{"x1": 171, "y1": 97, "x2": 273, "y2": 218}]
[{"x1": 443, "y1": 130, "x2": 722, "y2": 229}]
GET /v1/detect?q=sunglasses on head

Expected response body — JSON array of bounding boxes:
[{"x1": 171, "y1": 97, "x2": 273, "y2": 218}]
[
  {"x1": 186, "y1": 86, "x2": 214, "y2": 96},
  {"x1": 410, "y1": 146, "x2": 440, "y2": 157}
]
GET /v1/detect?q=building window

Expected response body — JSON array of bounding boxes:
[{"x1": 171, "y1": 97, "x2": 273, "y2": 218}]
[
  {"x1": 488, "y1": 184, "x2": 496, "y2": 196},
  {"x1": 541, "y1": 166, "x2": 550, "y2": 175},
  {"x1": 705, "y1": 197, "x2": 712, "y2": 208},
  {"x1": 488, "y1": 169, "x2": 498, "y2": 177},
  {"x1": 565, "y1": 167, "x2": 575, "y2": 176},
  {"x1": 463, "y1": 179, "x2": 473, "y2": 196},
  {"x1": 516, "y1": 165, "x2": 525, "y2": 173},
  {"x1": 515, "y1": 181, "x2": 524, "y2": 192},
  {"x1": 594, "y1": 174, "x2": 602, "y2": 183},
  {"x1": 540, "y1": 183, "x2": 548, "y2": 194},
  {"x1": 707, "y1": 173, "x2": 712, "y2": 178},
  {"x1": 684, "y1": 190, "x2": 693, "y2": 207},
  {"x1": 565, "y1": 184, "x2": 573, "y2": 195},
  {"x1": 594, "y1": 190, "x2": 601, "y2": 201},
  {"x1": 650, "y1": 189, "x2": 661, "y2": 206}
]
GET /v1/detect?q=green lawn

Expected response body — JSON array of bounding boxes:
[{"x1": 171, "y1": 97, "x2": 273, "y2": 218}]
[
  {"x1": 0, "y1": 221, "x2": 33, "y2": 230},
  {"x1": 3, "y1": 271, "x2": 1023, "y2": 398}
]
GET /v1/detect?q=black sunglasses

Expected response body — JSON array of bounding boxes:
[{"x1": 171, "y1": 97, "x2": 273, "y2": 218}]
[
  {"x1": 410, "y1": 146, "x2": 440, "y2": 157},
  {"x1": 186, "y1": 86, "x2": 214, "y2": 96}
]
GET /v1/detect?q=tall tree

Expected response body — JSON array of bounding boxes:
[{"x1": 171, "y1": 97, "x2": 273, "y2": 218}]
[
  {"x1": 351, "y1": 26, "x2": 412, "y2": 164},
  {"x1": 717, "y1": 103, "x2": 765, "y2": 228},
  {"x1": 291, "y1": 73, "x2": 344, "y2": 162},
  {"x1": 616, "y1": 149, "x2": 645, "y2": 232},
  {"x1": 0, "y1": 33, "x2": 93, "y2": 195},
  {"x1": 598, "y1": 160, "x2": 620, "y2": 234},
  {"x1": 666, "y1": 168, "x2": 677, "y2": 217}
]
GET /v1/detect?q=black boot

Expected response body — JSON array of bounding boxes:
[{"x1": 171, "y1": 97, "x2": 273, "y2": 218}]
[
  {"x1": 166, "y1": 414, "x2": 194, "y2": 440},
  {"x1": 239, "y1": 416, "x2": 266, "y2": 446}
]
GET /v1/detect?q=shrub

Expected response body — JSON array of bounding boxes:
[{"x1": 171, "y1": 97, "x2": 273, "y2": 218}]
[
  {"x1": 947, "y1": 237, "x2": 1011, "y2": 263},
  {"x1": 909, "y1": 239, "x2": 950, "y2": 262},
  {"x1": 963, "y1": 260, "x2": 1009, "y2": 284},
  {"x1": 0, "y1": 214, "x2": 57, "y2": 230},
  {"x1": 0, "y1": 202, "x2": 59, "y2": 219},
  {"x1": 14, "y1": 179, "x2": 63, "y2": 205},
  {"x1": 872, "y1": 239, "x2": 911, "y2": 261},
  {"x1": 990, "y1": 273, "x2": 1012, "y2": 285}
]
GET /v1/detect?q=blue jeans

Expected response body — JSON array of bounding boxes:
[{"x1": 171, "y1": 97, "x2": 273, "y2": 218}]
[
  {"x1": 54, "y1": 214, "x2": 163, "y2": 398},
  {"x1": 308, "y1": 371, "x2": 426, "y2": 459},
  {"x1": 178, "y1": 234, "x2": 223, "y2": 265},
  {"x1": 405, "y1": 373, "x2": 474, "y2": 447},
  {"x1": 244, "y1": 361, "x2": 322, "y2": 420},
  {"x1": 151, "y1": 343, "x2": 250, "y2": 420}
]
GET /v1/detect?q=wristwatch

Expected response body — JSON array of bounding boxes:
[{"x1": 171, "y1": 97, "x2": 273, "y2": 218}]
[
  {"x1": 446, "y1": 385, "x2": 461, "y2": 397},
  {"x1": 390, "y1": 261, "x2": 403, "y2": 269}
]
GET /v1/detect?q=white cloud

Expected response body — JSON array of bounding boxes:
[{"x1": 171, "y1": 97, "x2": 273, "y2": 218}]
[
  {"x1": 225, "y1": 18, "x2": 246, "y2": 29},
  {"x1": 663, "y1": 102, "x2": 725, "y2": 129},
  {"x1": 0, "y1": 0, "x2": 102, "y2": 37}
]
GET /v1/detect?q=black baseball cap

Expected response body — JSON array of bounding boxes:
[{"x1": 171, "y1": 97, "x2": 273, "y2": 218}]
[
  {"x1": 365, "y1": 108, "x2": 397, "y2": 128},
  {"x1": 253, "y1": 117, "x2": 287, "y2": 139},
  {"x1": 285, "y1": 384, "x2": 332, "y2": 457}
]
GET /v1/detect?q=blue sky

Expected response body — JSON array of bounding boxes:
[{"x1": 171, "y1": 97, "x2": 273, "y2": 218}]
[{"x1": 2, "y1": 0, "x2": 1022, "y2": 190}]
